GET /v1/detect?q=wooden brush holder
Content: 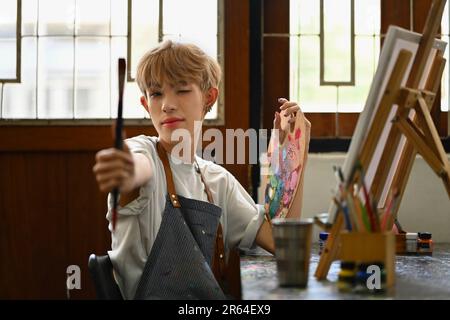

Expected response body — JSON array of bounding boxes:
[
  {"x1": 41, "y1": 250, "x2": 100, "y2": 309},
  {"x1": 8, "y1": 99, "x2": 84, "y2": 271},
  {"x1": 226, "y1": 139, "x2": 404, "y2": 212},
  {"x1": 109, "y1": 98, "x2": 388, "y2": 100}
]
[{"x1": 339, "y1": 232, "x2": 395, "y2": 289}]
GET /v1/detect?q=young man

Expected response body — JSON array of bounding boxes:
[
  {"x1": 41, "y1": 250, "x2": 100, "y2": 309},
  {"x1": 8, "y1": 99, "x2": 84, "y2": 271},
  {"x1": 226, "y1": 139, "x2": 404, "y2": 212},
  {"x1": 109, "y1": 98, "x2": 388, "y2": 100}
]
[{"x1": 93, "y1": 40, "x2": 300, "y2": 299}]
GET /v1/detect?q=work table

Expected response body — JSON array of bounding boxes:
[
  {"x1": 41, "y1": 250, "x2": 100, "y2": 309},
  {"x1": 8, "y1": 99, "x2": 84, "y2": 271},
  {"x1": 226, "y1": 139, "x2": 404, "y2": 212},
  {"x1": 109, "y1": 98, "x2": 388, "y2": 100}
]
[{"x1": 241, "y1": 244, "x2": 450, "y2": 299}]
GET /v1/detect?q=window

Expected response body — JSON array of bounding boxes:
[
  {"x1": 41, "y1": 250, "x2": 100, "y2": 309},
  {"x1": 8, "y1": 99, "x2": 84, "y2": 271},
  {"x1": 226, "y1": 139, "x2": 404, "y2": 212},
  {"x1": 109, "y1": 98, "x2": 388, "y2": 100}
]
[
  {"x1": 290, "y1": 0, "x2": 381, "y2": 113},
  {"x1": 0, "y1": 0, "x2": 223, "y2": 123},
  {"x1": 274, "y1": 0, "x2": 448, "y2": 138}
]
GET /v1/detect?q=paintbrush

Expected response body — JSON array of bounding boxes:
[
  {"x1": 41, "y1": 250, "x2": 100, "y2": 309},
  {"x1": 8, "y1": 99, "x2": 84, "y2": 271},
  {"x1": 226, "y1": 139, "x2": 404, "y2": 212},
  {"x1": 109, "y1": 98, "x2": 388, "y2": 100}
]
[
  {"x1": 385, "y1": 188, "x2": 400, "y2": 231},
  {"x1": 333, "y1": 197, "x2": 352, "y2": 231},
  {"x1": 112, "y1": 58, "x2": 126, "y2": 231},
  {"x1": 381, "y1": 188, "x2": 395, "y2": 231}
]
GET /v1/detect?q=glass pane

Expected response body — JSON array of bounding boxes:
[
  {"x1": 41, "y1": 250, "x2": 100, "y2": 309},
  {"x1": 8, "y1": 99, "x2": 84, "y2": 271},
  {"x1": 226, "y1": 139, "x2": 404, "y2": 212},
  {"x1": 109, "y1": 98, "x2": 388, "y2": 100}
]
[
  {"x1": 161, "y1": 33, "x2": 217, "y2": 62},
  {"x1": 3, "y1": 38, "x2": 37, "y2": 119},
  {"x1": 75, "y1": 38, "x2": 110, "y2": 118},
  {"x1": 442, "y1": 35, "x2": 449, "y2": 112},
  {"x1": 22, "y1": 0, "x2": 38, "y2": 36},
  {"x1": 38, "y1": 0, "x2": 75, "y2": 35},
  {"x1": 0, "y1": 0, "x2": 17, "y2": 36},
  {"x1": 111, "y1": 0, "x2": 127, "y2": 36},
  {"x1": 298, "y1": 36, "x2": 337, "y2": 112},
  {"x1": 124, "y1": 83, "x2": 146, "y2": 119},
  {"x1": 442, "y1": 4, "x2": 449, "y2": 111},
  {"x1": 338, "y1": 36, "x2": 377, "y2": 112},
  {"x1": 0, "y1": 39, "x2": 17, "y2": 79},
  {"x1": 163, "y1": 0, "x2": 219, "y2": 120},
  {"x1": 290, "y1": 0, "x2": 301, "y2": 35},
  {"x1": 442, "y1": 1, "x2": 449, "y2": 36},
  {"x1": 290, "y1": 0, "x2": 320, "y2": 35},
  {"x1": 76, "y1": 0, "x2": 110, "y2": 36},
  {"x1": 111, "y1": 37, "x2": 146, "y2": 118},
  {"x1": 290, "y1": 36, "x2": 301, "y2": 104},
  {"x1": 0, "y1": 0, "x2": 17, "y2": 29},
  {"x1": 0, "y1": 0, "x2": 17, "y2": 80},
  {"x1": 38, "y1": 37, "x2": 74, "y2": 118},
  {"x1": 355, "y1": 0, "x2": 380, "y2": 35},
  {"x1": 374, "y1": 35, "x2": 380, "y2": 70},
  {"x1": 323, "y1": 0, "x2": 352, "y2": 83},
  {"x1": 163, "y1": 0, "x2": 217, "y2": 57},
  {"x1": 130, "y1": 0, "x2": 159, "y2": 79}
]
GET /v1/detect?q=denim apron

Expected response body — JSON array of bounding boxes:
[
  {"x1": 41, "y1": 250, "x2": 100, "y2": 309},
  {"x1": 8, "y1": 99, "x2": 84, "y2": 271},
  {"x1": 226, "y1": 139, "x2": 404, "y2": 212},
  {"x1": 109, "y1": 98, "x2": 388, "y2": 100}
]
[{"x1": 134, "y1": 141, "x2": 226, "y2": 300}]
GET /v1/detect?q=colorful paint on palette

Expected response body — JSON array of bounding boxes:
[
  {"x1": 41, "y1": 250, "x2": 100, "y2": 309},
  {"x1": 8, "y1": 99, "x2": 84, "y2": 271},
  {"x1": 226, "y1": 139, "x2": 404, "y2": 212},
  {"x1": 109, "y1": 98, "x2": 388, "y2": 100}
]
[
  {"x1": 262, "y1": 108, "x2": 310, "y2": 220},
  {"x1": 264, "y1": 120, "x2": 308, "y2": 219}
]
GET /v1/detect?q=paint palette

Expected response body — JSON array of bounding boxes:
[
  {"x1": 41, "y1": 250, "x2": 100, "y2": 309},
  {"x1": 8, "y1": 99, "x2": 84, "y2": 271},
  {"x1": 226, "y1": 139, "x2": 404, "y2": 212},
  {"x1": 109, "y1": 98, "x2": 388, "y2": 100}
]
[{"x1": 262, "y1": 109, "x2": 310, "y2": 219}]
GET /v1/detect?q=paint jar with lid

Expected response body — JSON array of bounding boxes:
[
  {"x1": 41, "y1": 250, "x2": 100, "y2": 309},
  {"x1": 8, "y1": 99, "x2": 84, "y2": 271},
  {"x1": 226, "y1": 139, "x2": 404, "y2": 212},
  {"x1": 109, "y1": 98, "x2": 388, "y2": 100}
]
[
  {"x1": 417, "y1": 232, "x2": 433, "y2": 255},
  {"x1": 337, "y1": 261, "x2": 356, "y2": 292},
  {"x1": 318, "y1": 232, "x2": 329, "y2": 255},
  {"x1": 405, "y1": 232, "x2": 418, "y2": 254},
  {"x1": 396, "y1": 233, "x2": 406, "y2": 254}
]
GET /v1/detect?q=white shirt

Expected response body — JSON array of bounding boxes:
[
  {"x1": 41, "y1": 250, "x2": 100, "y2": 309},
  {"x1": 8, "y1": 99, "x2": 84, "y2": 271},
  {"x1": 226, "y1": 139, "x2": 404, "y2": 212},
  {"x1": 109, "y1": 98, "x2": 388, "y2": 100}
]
[{"x1": 106, "y1": 135, "x2": 265, "y2": 299}]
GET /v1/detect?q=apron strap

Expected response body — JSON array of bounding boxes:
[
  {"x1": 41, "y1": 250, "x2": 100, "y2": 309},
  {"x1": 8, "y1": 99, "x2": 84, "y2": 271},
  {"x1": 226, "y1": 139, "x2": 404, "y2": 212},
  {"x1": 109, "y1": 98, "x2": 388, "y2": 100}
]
[
  {"x1": 194, "y1": 160, "x2": 214, "y2": 204},
  {"x1": 156, "y1": 139, "x2": 215, "y2": 206},
  {"x1": 156, "y1": 141, "x2": 181, "y2": 208},
  {"x1": 155, "y1": 140, "x2": 227, "y2": 286}
]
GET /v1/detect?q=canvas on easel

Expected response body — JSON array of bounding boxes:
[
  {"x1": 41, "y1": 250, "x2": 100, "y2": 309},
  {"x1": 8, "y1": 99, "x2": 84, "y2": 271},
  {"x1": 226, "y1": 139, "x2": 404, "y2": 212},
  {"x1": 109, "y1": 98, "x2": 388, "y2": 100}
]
[
  {"x1": 262, "y1": 109, "x2": 311, "y2": 219},
  {"x1": 315, "y1": 0, "x2": 450, "y2": 280},
  {"x1": 326, "y1": 27, "x2": 448, "y2": 224}
]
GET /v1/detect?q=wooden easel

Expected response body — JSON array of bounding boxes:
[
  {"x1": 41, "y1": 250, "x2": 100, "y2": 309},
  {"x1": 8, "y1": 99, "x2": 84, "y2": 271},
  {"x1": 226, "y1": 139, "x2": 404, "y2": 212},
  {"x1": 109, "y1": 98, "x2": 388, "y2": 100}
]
[{"x1": 315, "y1": 0, "x2": 450, "y2": 280}]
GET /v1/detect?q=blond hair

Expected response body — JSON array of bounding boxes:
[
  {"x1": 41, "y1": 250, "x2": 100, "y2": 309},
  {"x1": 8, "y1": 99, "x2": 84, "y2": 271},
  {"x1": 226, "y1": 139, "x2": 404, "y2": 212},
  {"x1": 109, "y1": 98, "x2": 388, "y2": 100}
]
[{"x1": 136, "y1": 40, "x2": 221, "y2": 112}]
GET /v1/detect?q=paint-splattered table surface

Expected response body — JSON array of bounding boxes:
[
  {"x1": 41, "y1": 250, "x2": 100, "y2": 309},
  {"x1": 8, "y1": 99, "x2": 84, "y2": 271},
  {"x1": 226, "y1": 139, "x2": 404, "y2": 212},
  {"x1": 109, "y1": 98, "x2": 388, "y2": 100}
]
[{"x1": 241, "y1": 244, "x2": 450, "y2": 299}]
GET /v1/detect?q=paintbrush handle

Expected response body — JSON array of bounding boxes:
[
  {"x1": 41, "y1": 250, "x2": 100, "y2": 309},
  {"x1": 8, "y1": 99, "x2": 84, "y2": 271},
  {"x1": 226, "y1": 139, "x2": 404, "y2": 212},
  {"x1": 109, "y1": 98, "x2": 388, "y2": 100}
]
[
  {"x1": 112, "y1": 58, "x2": 126, "y2": 231},
  {"x1": 115, "y1": 106, "x2": 123, "y2": 150},
  {"x1": 112, "y1": 189, "x2": 119, "y2": 229}
]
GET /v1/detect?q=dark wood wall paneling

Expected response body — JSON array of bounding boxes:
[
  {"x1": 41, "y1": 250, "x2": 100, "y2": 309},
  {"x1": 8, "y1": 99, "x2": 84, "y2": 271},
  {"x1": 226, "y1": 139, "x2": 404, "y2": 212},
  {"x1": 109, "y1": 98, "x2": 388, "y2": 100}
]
[
  {"x1": 0, "y1": 152, "x2": 111, "y2": 299},
  {"x1": 262, "y1": 0, "x2": 290, "y2": 133},
  {"x1": 249, "y1": 0, "x2": 263, "y2": 200},
  {"x1": 224, "y1": 0, "x2": 250, "y2": 189},
  {"x1": 381, "y1": 0, "x2": 411, "y2": 32},
  {"x1": 0, "y1": 154, "x2": 68, "y2": 298},
  {"x1": 0, "y1": 0, "x2": 250, "y2": 299}
]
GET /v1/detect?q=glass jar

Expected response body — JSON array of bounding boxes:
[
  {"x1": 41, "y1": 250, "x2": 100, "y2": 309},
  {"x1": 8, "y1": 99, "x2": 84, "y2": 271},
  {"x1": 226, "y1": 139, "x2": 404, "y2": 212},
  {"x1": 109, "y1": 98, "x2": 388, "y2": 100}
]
[
  {"x1": 417, "y1": 232, "x2": 433, "y2": 255},
  {"x1": 405, "y1": 232, "x2": 418, "y2": 254}
]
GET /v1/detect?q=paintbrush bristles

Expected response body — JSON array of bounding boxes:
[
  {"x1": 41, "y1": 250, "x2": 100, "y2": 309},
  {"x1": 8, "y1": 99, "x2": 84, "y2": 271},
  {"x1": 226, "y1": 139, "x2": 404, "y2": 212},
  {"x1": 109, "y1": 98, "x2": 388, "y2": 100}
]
[{"x1": 118, "y1": 58, "x2": 126, "y2": 103}]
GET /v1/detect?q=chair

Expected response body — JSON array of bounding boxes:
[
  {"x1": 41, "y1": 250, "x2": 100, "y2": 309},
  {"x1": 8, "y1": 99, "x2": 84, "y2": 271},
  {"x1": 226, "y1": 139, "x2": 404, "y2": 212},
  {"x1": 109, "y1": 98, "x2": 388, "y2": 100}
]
[
  {"x1": 88, "y1": 253, "x2": 239, "y2": 300},
  {"x1": 88, "y1": 254, "x2": 123, "y2": 300}
]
